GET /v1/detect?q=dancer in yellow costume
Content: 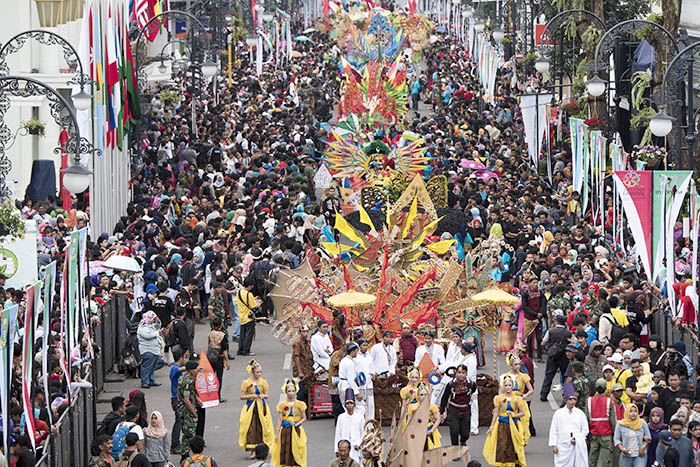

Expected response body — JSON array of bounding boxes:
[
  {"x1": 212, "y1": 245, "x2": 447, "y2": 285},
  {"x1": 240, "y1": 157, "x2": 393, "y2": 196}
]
[
  {"x1": 483, "y1": 375, "x2": 527, "y2": 467},
  {"x1": 500, "y1": 352, "x2": 533, "y2": 445},
  {"x1": 399, "y1": 367, "x2": 421, "y2": 402},
  {"x1": 403, "y1": 382, "x2": 441, "y2": 450},
  {"x1": 272, "y1": 378, "x2": 307, "y2": 467},
  {"x1": 239, "y1": 360, "x2": 275, "y2": 459}
]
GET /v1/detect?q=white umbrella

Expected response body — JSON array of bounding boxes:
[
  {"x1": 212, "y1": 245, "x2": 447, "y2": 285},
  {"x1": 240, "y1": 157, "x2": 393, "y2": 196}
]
[
  {"x1": 103, "y1": 255, "x2": 142, "y2": 273},
  {"x1": 303, "y1": 27, "x2": 316, "y2": 34}
]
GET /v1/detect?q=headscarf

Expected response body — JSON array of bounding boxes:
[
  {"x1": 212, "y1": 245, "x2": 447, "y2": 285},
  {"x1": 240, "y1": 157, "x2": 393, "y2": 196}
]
[
  {"x1": 144, "y1": 410, "x2": 168, "y2": 438},
  {"x1": 540, "y1": 231, "x2": 554, "y2": 254},
  {"x1": 648, "y1": 407, "x2": 668, "y2": 432},
  {"x1": 169, "y1": 253, "x2": 182, "y2": 266},
  {"x1": 489, "y1": 223, "x2": 503, "y2": 238},
  {"x1": 564, "y1": 249, "x2": 578, "y2": 265},
  {"x1": 139, "y1": 311, "x2": 159, "y2": 329},
  {"x1": 618, "y1": 405, "x2": 644, "y2": 431}
]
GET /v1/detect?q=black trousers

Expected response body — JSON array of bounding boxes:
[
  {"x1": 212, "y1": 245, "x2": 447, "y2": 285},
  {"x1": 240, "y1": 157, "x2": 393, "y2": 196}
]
[
  {"x1": 526, "y1": 321, "x2": 544, "y2": 358},
  {"x1": 539, "y1": 353, "x2": 568, "y2": 399},
  {"x1": 195, "y1": 406, "x2": 206, "y2": 437},
  {"x1": 447, "y1": 408, "x2": 470, "y2": 446},
  {"x1": 212, "y1": 359, "x2": 224, "y2": 398},
  {"x1": 238, "y1": 321, "x2": 255, "y2": 355},
  {"x1": 170, "y1": 398, "x2": 181, "y2": 449}
]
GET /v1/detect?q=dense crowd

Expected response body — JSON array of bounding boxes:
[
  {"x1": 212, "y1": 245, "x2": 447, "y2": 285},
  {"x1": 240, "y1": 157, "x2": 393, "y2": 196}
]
[{"x1": 5, "y1": 3, "x2": 699, "y2": 467}]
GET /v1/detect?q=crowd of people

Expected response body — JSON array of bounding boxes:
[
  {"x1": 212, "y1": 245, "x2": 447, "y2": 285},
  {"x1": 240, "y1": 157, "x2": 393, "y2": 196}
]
[{"x1": 4, "y1": 1, "x2": 699, "y2": 467}]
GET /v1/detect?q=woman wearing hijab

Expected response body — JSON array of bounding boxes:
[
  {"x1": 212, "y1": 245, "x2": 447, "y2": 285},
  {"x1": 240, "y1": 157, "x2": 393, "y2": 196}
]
[
  {"x1": 137, "y1": 311, "x2": 165, "y2": 389},
  {"x1": 144, "y1": 411, "x2": 170, "y2": 467},
  {"x1": 647, "y1": 407, "x2": 668, "y2": 467},
  {"x1": 614, "y1": 404, "x2": 651, "y2": 466}
]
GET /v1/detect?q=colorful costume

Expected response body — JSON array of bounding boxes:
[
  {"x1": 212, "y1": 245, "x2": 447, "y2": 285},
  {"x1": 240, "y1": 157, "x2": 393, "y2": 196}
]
[
  {"x1": 272, "y1": 399, "x2": 308, "y2": 467},
  {"x1": 238, "y1": 376, "x2": 275, "y2": 452},
  {"x1": 404, "y1": 398, "x2": 442, "y2": 450},
  {"x1": 483, "y1": 394, "x2": 527, "y2": 467},
  {"x1": 499, "y1": 371, "x2": 532, "y2": 445}
]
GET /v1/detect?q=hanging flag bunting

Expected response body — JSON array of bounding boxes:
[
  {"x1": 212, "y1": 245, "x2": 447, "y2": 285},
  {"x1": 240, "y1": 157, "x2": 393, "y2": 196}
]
[{"x1": 520, "y1": 94, "x2": 552, "y2": 169}]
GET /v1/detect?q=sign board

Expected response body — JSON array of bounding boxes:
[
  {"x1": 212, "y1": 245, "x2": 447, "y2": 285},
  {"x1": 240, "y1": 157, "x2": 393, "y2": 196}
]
[
  {"x1": 2, "y1": 221, "x2": 37, "y2": 290},
  {"x1": 195, "y1": 353, "x2": 220, "y2": 408}
]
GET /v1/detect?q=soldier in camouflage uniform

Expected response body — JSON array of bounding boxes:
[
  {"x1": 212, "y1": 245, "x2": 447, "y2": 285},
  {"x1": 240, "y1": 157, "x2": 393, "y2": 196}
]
[
  {"x1": 177, "y1": 358, "x2": 201, "y2": 458},
  {"x1": 208, "y1": 281, "x2": 230, "y2": 330},
  {"x1": 546, "y1": 285, "x2": 570, "y2": 323},
  {"x1": 88, "y1": 435, "x2": 113, "y2": 467},
  {"x1": 570, "y1": 361, "x2": 590, "y2": 411}
]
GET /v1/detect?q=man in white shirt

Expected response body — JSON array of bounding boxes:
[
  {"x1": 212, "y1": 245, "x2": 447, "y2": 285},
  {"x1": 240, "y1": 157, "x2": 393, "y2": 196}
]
[
  {"x1": 432, "y1": 328, "x2": 466, "y2": 404},
  {"x1": 414, "y1": 330, "x2": 445, "y2": 375},
  {"x1": 549, "y1": 382, "x2": 589, "y2": 467},
  {"x1": 334, "y1": 389, "x2": 365, "y2": 465},
  {"x1": 337, "y1": 343, "x2": 363, "y2": 404},
  {"x1": 463, "y1": 339, "x2": 479, "y2": 435},
  {"x1": 370, "y1": 330, "x2": 397, "y2": 377},
  {"x1": 310, "y1": 320, "x2": 333, "y2": 377},
  {"x1": 354, "y1": 338, "x2": 374, "y2": 420}
]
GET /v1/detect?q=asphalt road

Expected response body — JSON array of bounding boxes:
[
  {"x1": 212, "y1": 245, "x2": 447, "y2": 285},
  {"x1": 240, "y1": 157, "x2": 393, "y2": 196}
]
[{"x1": 98, "y1": 321, "x2": 564, "y2": 467}]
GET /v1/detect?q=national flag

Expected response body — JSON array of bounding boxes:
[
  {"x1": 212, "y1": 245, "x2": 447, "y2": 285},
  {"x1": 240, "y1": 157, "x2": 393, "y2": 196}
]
[
  {"x1": 22, "y1": 283, "x2": 38, "y2": 449},
  {"x1": 93, "y1": 0, "x2": 105, "y2": 153},
  {"x1": 124, "y1": 22, "x2": 141, "y2": 122},
  {"x1": 145, "y1": 0, "x2": 161, "y2": 41},
  {"x1": 105, "y1": 5, "x2": 119, "y2": 91}
]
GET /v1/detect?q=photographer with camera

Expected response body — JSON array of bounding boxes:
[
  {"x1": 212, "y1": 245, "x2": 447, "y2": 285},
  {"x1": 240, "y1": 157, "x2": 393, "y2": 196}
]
[{"x1": 236, "y1": 275, "x2": 261, "y2": 357}]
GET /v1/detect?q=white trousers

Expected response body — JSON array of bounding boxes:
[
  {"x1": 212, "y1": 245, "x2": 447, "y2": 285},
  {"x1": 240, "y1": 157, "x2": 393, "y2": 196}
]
[
  {"x1": 358, "y1": 387, "x2": 375, "y2": 421},
  {"x1": 470, "y1": 390, "x2": 479, "y2": 434}
]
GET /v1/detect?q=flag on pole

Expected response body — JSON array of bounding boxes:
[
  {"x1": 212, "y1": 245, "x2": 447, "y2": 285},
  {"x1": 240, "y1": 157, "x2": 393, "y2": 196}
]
[
  {"x1": 0, "y1": 304, "x2": 17, "y2": 465},
  {"x1": 22, "y1": 283, "x2": 38, "y2": 449},
  {"x1": 42, "y1": 261, "x2": 56, "y2": 426},
  {"x1": 59, "y1": 251, "x2": 72, "y2": 397}
]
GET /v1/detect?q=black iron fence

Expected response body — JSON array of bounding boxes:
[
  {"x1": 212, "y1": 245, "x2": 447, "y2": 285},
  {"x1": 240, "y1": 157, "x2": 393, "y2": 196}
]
[
  {"x1": 652, "y1": 309, "x2": 699, "y2": 367},
  {"x1": 36, "y1": 296, "x2": 129, "y2": 467}
]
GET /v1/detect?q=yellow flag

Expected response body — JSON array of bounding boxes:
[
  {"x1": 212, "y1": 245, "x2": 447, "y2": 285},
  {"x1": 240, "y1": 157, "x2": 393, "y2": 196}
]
[
  {"x1": 334, "y1": 212, "x2": 365, "y2": 248},
  {"x1": 412, "y1": 216, "x2": 444, "y2": 247},
  {"x1": 358, "y1": 205, "x2": 376, "y2": 232},
  {"x1": 401, "y1": 196, "x2": 418, "y2": 239},
  {"x1": 386, "y1": 198, "x2": 391, "y2": 229},
  {"x1": 426, "y1": 240, "x2": 455, "y2": 254},
  {"x1": 321, "y1": 242, "x2": 354, "y2": 255}
]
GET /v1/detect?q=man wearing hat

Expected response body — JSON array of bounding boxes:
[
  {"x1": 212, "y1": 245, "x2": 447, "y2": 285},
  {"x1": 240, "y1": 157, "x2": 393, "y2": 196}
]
[
  {"x1": 586, "y1": 378, "x2": 617, "y2": 467},
  {"x1": 370, "y1": 330, "x2": 397, "y2": 378},
  {"x1": 337, "y1": 343, "x2": 364, "y2": 415},
  {"x1": 570, "y1": 362, "x2": 589, "y2": 411},
  {"x1": 540, "y1": 314, "x2": 572, "y2": 401},
  {"x1": 354, "y1": 338, "x2": 374, "y2": 420},
  {"x1": 177, "y1": 356, "x2": 201, "y2": 459},
  {"x1": 656, "y1": 429, "x2": 680, "y2": 467},
  {"x1": 334, "y1": 389, "x2": 364, "y2": 465},
  {"x1": 549, "y1": 382, "x2": 589, "y2": 467},
  {"x1": 610, "y1": 383, "x2": 626, "y2": 418}
]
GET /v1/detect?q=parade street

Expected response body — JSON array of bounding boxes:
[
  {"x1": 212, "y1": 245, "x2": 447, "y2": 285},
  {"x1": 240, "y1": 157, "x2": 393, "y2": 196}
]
[{"x1": 99, "y1": 322, "x2": 561, "y2": 466}]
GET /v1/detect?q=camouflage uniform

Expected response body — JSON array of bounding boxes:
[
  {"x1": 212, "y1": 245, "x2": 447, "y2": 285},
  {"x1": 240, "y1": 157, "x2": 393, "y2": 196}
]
[
  {"x1": 177, "y1": 372, "x2": 199, "y2": 457},
  {"x1": 208, "y1": 292, "x2": 229, "y2": 329},
  {"x1": 572, "y1": 375, "x2": 590, "y2": 411},
  {"x1": 88, "y1": 454, "x2": 112, "y2": 467},
  {"x1": 547, "y1": 296, "x2": 570, "y2": 320}
]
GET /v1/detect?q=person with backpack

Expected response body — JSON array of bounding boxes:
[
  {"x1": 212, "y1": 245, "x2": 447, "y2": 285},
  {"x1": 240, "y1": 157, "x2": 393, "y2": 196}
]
[
  {"x1": 115, "y1": 433, "x2": 151, "y2": 467},
  {"x1": 164, "y1": 307, "x2": 189, "y2": 357},
  {"x1": 177, "y1": 357, "x2": 201, "y2": 460},
  {"x1": 112, "y1": 405, "x2": 145, "y2": 459},
  {"x1": 539, "y1": 314, "x2": 572, "y2": 401},
  {"x1": 180, "y1": 436, "x2": 218, "y2": 467},
  {"x1": 237, "y1": 275, "x2": 260, "y2": 357},
  {"x1": 97, "y1": 396, "x2": 126, "y2": 438},
  {"x1": 599, "y1": 302, "x2": 627, "y2": 347},
  {"x1": 206, "y1": 317, "x2": 230, "y2": 401}
]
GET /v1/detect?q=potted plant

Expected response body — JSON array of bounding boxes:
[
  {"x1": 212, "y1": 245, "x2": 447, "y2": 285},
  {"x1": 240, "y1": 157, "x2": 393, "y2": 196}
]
[
  {"x1": 22, "y1": 119, "x2": 46, "y2": 137},
  {"x1": 158, "y1": 90, "x2": 179, "y2": 107},
  {"x1": 561, "y1": 98, "x2": 579, "y2": 115},
  {"x1": 584, "y1": 117, "x2": 604, "y2": 130},
  {"x1": 633, "y1": 144, "x2": 667, "y2": 169},
  {"x1": 0, "y1": 202, "x2": 25, "y2": 240}
]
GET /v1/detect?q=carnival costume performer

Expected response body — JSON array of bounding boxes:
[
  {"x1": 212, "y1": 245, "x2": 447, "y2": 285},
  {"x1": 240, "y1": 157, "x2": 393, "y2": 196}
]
[
  {"x1": 399, "y1": 367, "x2": 421, "y2": 402},
  {"x1": 500, "y1": 352, "x2": 533, "y2": 444},
  {"x1": 483, "y1": 375, "x2": 527, "y2": 467},
  {"x1": 239, "y1": 359, "x2": 275, "y2": 459},
  {"x1": 272, "y1": 378, "x2": 307, "y2": 467},
  {"x1": 403, "y1": 382, "x2": 442, "y2": 450}
]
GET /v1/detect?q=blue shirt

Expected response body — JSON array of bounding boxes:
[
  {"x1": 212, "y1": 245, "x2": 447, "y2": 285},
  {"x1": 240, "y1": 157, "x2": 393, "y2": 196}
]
[
  {"x1": 412, "y1": 81, "x2": 420, "y2": 94},
  {"x1": 170, "y1": 364, "x2": 183, "y2": 399}
]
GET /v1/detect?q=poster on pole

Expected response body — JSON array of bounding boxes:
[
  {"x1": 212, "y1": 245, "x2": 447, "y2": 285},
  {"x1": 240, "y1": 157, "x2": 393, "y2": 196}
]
[
  {"x1": 195, "y1": 353, "x2": 220, "y2": 408},
  {"x1": 0, "y1": 221, "x2": 37, "y2": 290}
]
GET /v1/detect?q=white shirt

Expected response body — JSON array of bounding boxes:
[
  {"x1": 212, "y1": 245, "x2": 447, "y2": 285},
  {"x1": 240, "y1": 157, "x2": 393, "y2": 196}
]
[
  {"x1": 414, "y1": 343, "x2": 445, "y2": 369},
  {"x1": 354, "y1": 351, "x2": 374, "y2": 389},
  {"x1": 370, "y1": 343, "x2": 397, "y2": 376},
  {"x1": 334, "y1": 408, "x2": 365, "y2": 465},
  {"x1": 310, "y1": 331, "x2": 333, "y2": 372},
  {"x1": 338, "y1": 355, "x2": 358, "y2": 396},
  {"x1": 549, "y1": 406, "x2": 589, "y2": 467},
  {"x1": 444, "y1": 341, "x2": 462, "y2": 367},
  {"x1": 465, "y1": 353, "x2": 477, "y2": 383}
]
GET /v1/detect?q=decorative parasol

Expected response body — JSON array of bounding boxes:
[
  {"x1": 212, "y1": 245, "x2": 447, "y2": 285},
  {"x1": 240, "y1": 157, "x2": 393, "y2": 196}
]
[
  {"x1": 470, "y1": 288, "x2": 520, "y2": 304},
  {"x1": 459, "y1": 159, "x2": 485, "y2": 170},
  {"x1": 327, "y1": 289, "x2": 377, "y2": 308},
  {"x1": 294, "y1": 35, "x2": 312, "y2": 42},
  {"x1": 473, "y1": 169, "x2": 499, "y2": 182}
]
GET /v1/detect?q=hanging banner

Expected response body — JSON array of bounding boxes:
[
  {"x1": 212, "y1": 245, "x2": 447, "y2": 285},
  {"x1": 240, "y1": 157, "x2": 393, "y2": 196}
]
[
  {"x1": 651, "y1": 171, "x2": 693, "y2": 282},
  {"x1": 22, "y1": 282, "x2": 38, "y2": 449},
  {"x1": 0, "y1": 221, "x2": 38, "y2": 290},
  {"x1": 42, "y1": 261, "x2": 56, "y2": 425},
  {"x1": 68, "y1": 231, "x2": 80, "y2": 364},
  {"x1": 520, "y1": 93, "x2": 552, "y2": 169},
  {"x1": 59, "y1": 253, "x2": 71, "y2": 397},
  {"x1": 570, "y1": 118, "x2": 584, "y2": 193},
  {"x1": 0, "y1": 303, "x2": 17, "y2": 466},
  {"x1": 613, "y1": 171, "x2": 653, "y2": 281},
  {"x1": 196, "y1": 353, "x2": 220, "y2": 408}
]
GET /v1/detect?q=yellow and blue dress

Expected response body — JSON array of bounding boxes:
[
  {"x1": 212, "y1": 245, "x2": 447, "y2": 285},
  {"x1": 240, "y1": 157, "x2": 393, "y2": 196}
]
[
  {"x1": 272, "y1": 399, "x2": 307, "y2": 467},
  {"x1": 483, "y1": 394, "x2": 527, "y2": 467},
  {"x1": 239, "y1": 377, "x2": 275, "y2": 452}
]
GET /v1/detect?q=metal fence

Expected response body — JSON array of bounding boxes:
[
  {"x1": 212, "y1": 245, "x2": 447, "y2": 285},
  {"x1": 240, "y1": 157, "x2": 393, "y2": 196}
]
[
  {"x1": 652, "y1": 310, "x2": 699, "y2": 367},
  {"x1": 36, "y1": 296, "x2": 129, "y2": 467}
]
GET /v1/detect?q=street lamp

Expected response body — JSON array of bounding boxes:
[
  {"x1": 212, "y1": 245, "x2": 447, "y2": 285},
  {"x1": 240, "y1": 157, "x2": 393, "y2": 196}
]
[
  {"x1": 158, "y1": 61, "x2": 168, "y2": 74},
  {"x1": 474, "y1": 22, "x2": 485, "y2": 33},
  {"x1": 71, "y1": 90, "x2": 91, "y2": 112},
  {"x1": 464, "y1": 8, "x2": 472, "y2": 18},
  {"x1": 201, "y1": 60, "x2": 218, "y2": 77},
  {"x1": 649, "y1": 111, "x2": 675, "y2": 138},
  {"x1": 586, "y1": 75, "x2": 606, "y2": 97},
  {"x1": 246, "y1": 35, "x2": 258, "y2": 47},
  {"x1": 534, "y1": 56, "x2": 550, "y2": 74},
  {"x1": 262, "y1": 11, "x2": 274, "y2": 22},
  {"x1": 61, "y1": 163, "x2": 92, "y2": 194},
  {"x1": 493, "y1": 29, "x2": 505, "y2": 43}
]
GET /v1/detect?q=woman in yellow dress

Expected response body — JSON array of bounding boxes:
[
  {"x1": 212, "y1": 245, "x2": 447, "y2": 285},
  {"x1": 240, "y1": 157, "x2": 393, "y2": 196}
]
[
  {"x1": 272, "y1": 378, "x2": 307, "y2": 467},
  {"x1": 399, "y1": 367, "x2": 421, "y2": 402},
  {"x1": 403, "y1": 382, "x2": 441, "y2": 450},
  {"x1": 500, "y1": 352, "x2": 533, "y2": 444},
  {"x1": 239, "y1": 360, "x2": 275, "y2": 459},
  {"x1": 483, "y1": 375, "x2": 527, "y2": 467}
]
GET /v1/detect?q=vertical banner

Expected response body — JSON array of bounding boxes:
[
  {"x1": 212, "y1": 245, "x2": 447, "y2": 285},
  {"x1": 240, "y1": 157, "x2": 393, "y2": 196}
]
[
  {"x1": 651, "y1": 171, "x2": 693, "y2": 282},
  {"x1": 22, "y1": 283, "x2": 37, "y2": 449},
  {"x1": 519, "y1": 94, "x2": 552, "y2": 169},
  {"x1": 77, "y1": 228, "x2": 93, "y2": 359},
  {"x1": 570, "y1": 118, "x2": 585, "y2": 193},
  {"x1": 613, "y1": 171, "x2": 654, "y2": 281},
  {"x1": 42, "y1": 261, "x2": 56, "y2": 425},
  {"x1": 68, "y1": 231, "x2": 80, "y2": 364},
  {"x1": 59, "y1": 253, "x2": 71, "y2": 397},
  {"x1": 0, "y1": 304, "x2": 17, "y2": 466}
]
